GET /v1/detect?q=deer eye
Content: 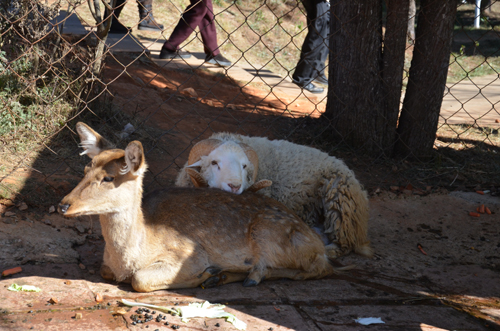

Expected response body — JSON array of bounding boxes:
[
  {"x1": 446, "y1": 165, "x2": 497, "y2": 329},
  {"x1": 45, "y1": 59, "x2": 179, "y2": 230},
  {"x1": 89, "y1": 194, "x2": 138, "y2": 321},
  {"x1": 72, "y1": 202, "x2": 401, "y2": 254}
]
[
  {"x1": 103, "y1": 176, "x2": 114, "y2": 182},
  {"x1": 211, "y1": 160, "x2": 218, "y2": 166}
]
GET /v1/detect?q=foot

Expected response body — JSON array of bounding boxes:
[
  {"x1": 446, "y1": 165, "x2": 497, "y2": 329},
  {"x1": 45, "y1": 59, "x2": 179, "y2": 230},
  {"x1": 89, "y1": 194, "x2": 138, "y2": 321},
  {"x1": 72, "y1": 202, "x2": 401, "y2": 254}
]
[
  {"x1": 205, "y1": 54, "x2": 232, "y2": 67},
  {"x1": 294, "y1": 82, "x2": 324, "y2": 94},
  {"x1": 313, "y1": 74, "x2": 328, "y2": 86},
  {"x1": 109, "y1": 19, "x2": 130, "y2": 34},
  {"x1": 138, "y1": 20, "x2": 164, "y2": 32},
  {"x1": 159, "y1": 48, "x2": 192, "y2": 60}
]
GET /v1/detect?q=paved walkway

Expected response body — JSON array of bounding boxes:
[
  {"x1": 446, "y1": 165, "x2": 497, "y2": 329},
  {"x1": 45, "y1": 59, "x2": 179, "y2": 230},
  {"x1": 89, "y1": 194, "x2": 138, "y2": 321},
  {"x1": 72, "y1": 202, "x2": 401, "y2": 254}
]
[{"x1": 54, "y1": 10, "x2": 499, "y2": 128}]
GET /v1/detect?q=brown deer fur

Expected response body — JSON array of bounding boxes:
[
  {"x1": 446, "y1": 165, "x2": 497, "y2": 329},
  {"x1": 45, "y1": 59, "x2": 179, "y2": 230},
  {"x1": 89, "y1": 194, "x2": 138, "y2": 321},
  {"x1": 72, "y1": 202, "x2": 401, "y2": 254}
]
[{"x1": 58, "y1": 123, "x2": 340, "y2": 292}]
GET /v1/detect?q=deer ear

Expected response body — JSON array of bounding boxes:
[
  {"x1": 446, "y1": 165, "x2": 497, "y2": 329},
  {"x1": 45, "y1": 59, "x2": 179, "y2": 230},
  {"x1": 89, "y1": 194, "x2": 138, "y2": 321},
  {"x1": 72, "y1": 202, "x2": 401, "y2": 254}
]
[
  {"x1": 124, "y1": 141, "x2": 147, "y2": 176},
  {"x1": 76, "y1": 122, "x2": 114, "y2": 159}
]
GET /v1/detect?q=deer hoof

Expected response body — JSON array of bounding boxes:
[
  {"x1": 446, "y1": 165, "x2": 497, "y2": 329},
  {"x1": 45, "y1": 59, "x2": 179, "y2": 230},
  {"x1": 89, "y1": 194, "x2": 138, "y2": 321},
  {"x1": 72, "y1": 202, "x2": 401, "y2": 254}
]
[
  {"x1": 243, "y1": 278, "x2": 258, "y2": 287},
  {"x1": 201, "y1": 276, "x2": 220, "y2": 288}
]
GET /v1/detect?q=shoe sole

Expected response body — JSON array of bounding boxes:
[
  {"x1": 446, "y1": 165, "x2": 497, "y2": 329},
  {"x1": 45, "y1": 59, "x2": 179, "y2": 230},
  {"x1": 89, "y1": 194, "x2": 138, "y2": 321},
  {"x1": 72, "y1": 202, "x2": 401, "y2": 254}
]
[
  {"x1": 206, "y1": 60, "x2": 231, "y2": 67},
  {"x1": 138, "y1": 26, "x2": 163, "y2": 32},
  {"x1": 159, "y1": 52, "x2": 192, "y2": 60}
]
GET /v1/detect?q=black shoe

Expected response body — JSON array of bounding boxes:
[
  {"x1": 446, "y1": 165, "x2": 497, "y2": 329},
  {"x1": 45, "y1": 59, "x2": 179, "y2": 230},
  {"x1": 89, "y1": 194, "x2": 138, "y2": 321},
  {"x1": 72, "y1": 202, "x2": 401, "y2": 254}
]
[
  {"x1": 313, "y1": 74, "x2": 328, "y2": 86},
  {"x1": 295, "y1": 82, "x2": 324, "y2": 94},
  {"x1": 205, "y1": 54, "x2": 232, "y2": 67},
  {"x1": 109, "y1": 19, "x2": 130, "y2": 34},
  {"x1": 159, "y1": 48, "x2": 192, "y2": 60}
]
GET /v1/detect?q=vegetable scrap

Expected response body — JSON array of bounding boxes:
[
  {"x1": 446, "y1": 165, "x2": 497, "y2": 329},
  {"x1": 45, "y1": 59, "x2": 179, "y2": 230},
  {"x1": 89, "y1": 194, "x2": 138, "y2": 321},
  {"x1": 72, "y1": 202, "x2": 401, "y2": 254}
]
[
  {"x1": 471, "y1": 204, "x2": 494, "y2": 217},
  {"x1": 8, "y1": 283, "x2": 41, "y2": 292},
  {"x1": 121, "y1": 299, "x2": 247, "y2": 330},
  {"x1": 355, "y1": 317, "x2": 385, "y2": 325},
  {"x1": 417, "y1": 243, "x2": 427, "y2": 255},
  {"x1": 2, "y1": 267, "x2": 22, "y2": 277}
]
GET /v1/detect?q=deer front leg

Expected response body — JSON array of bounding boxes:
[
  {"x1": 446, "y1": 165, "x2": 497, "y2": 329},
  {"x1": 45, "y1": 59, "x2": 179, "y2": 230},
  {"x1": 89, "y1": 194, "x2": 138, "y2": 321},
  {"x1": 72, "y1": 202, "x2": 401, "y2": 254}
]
[{"x1": 131, "y1": 263, "x2": 224, "y2": 292}]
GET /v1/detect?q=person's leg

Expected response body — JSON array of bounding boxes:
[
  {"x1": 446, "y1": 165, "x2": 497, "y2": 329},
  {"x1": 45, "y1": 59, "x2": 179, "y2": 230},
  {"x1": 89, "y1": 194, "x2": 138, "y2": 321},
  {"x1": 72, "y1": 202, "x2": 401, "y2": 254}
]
[
  {"x1": 162, "y1": 0, "x2": 209, "y2": 52},
  {"x1": 292, "y1": 0, "x2": 329, "y2": 89},
  {"x1": 198, "y1": 0, "x2": 220, "y2": 56},
  {"x1": 137, "y1": 0, "x2": 164, "y2": 31},
  {"x1": 108, "y1": 0, "x2": 129, "y2": 34},
  {"x1": 197, "y1": 0, "x2": 232, "y2": 66}
]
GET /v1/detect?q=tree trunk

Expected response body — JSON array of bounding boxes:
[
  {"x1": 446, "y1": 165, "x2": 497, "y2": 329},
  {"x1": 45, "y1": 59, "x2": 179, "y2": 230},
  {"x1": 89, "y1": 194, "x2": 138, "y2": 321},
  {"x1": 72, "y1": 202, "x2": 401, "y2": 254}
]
[
  {"x1": 381, "y1": 0, "x2": 410, "y2": 154},
  {"x1": 324, "y1": 1, "x2": 383, "y2": 153},
  {"x1": 324, "y1": 0, "x2": 408, "y2": 156},
  {"x1": 395, "y1": 0, "x2": 457, "y2": 158}
]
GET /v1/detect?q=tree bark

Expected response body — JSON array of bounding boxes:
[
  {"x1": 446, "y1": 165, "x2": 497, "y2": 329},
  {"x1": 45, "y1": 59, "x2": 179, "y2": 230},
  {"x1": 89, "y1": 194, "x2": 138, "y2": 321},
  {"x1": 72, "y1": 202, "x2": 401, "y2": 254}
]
[
  {"x1": 324, "y1": 0, "x2": 408, "y2": 156},
  {"x1": 324, "y1": 1, "x2": 383, "y2": 152},
  {"x1": 381, "y1": 0, "x2": 410, "y2": 154},
  {"x1": 395, "y1": 0, "x2": 457, "y2": 158}
]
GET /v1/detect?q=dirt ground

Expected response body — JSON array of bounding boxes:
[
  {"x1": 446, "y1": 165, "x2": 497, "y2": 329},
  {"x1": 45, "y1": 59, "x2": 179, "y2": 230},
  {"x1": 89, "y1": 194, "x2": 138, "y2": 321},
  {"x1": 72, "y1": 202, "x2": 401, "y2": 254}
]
[
  {"x1": 0, "y1": 190, "x2": 499, "y2": 330},
  {"x1": 1, "y1": 55, "x2": 500, "y2": 331}
]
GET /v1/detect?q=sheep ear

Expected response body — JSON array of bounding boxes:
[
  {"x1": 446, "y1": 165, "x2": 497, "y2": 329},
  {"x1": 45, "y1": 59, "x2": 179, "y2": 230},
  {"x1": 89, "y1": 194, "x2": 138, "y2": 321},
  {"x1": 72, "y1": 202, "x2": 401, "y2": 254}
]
[
  {"x1": 247, "y1": 179, "x2": 272, "y2": 192},
  {"x1": 76, "y1": 122, "x2": 114, "y2": 159},
  {"x1": 186, "y1": 168, "x2": 208, "y2": 188}
]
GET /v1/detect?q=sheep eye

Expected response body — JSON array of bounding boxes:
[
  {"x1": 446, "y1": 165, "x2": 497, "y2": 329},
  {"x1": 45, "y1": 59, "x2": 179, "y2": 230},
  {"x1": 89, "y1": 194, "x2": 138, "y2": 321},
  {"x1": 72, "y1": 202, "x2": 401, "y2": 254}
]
[
  {"x1": 211, "y1": 160, "x2": 218, "y2": 166},
  {"x1": 103, "y1": 176, "x2": 114, "y2": 182},
  {"x1": 243, "y1": 164, "x2": 247, "y2": 169}
]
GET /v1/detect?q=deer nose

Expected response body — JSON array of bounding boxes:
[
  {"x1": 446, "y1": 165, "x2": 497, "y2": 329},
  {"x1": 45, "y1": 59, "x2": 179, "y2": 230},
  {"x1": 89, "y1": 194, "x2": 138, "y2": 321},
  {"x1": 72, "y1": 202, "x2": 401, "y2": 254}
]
[
  {"x1": 228, "y1": 183, "x2": 241, "y2": 193},
  {"x1": 58, "y1": 204, "x2": 70, "y2": 214}
]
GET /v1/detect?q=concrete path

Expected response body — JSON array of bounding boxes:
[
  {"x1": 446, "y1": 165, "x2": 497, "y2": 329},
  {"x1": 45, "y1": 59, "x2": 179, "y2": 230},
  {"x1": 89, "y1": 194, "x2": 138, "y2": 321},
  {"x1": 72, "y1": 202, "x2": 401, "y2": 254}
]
[{"x1": 53, "y1": 10, "x2": 499, "y2": 128}]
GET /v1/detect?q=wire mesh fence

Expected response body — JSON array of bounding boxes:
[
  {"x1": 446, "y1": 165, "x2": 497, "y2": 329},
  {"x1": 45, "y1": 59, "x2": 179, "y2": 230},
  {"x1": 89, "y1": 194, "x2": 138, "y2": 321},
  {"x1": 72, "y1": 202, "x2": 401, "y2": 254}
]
[{"x1": 0, "y1": 0, "x2": 499, "y2": 210}]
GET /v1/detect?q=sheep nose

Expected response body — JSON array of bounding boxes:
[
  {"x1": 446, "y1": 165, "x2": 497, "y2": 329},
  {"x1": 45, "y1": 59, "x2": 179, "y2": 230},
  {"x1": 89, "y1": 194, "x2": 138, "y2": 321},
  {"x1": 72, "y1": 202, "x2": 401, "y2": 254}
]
[
  {"x1": 228, "y1": 183, "x2": 241, "y2": 193},
  {"x1": 58, "y1": 204, "x2": 70, "y2": 214}
]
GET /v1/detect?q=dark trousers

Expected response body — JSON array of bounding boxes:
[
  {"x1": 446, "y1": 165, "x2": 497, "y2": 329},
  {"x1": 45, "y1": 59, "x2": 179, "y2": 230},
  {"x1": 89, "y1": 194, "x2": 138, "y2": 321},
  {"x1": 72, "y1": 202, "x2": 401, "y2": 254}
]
[
  {"x1": 292, "y1": 0, "x2": 329, "y2": 85},
  {"x1": 162, "y1": 0, "x2": 220, "y2": 56}
]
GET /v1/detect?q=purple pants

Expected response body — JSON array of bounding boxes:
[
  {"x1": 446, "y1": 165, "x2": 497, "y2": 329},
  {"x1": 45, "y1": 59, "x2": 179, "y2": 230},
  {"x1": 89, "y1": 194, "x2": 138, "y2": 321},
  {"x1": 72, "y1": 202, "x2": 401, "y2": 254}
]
[{"x1": 162, "y1": 0, "x2": 220, "y2": 56}]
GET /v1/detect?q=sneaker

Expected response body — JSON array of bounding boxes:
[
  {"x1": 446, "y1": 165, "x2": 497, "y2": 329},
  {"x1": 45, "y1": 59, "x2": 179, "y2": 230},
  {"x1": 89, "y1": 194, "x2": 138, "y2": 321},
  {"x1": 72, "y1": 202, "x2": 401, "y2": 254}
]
[
  {"x1": 159, "y1": 48, "x2": 192, "y2": 60},
  {"x1": 205, "y1": 54, "x2": 232, "y2": 67}
]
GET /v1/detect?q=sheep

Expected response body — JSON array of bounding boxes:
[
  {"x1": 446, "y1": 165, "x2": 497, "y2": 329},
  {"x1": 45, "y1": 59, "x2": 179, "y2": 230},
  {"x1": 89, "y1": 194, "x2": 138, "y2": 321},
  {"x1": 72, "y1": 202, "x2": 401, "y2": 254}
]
[
  {"x1": 176, "y1": 132, "x2": 373, "y2": 259},
  {"x1": 58, "y1": 123, "x2": 345, "y2": 292}
]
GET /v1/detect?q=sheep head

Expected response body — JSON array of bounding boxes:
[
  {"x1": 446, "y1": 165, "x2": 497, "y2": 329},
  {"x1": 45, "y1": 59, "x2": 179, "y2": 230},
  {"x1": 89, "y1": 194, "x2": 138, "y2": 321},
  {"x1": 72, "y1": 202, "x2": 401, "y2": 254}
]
[{"x1": 186, "y1": 138, "x2": 271, "y2": 194}]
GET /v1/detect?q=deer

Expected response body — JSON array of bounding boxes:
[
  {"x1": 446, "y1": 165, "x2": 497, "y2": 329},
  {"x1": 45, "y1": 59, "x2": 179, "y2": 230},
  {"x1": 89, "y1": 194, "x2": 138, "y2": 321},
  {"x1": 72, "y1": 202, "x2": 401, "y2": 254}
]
[{"x1": 58, "y1": 122, "x2": 345, "y2": 292}]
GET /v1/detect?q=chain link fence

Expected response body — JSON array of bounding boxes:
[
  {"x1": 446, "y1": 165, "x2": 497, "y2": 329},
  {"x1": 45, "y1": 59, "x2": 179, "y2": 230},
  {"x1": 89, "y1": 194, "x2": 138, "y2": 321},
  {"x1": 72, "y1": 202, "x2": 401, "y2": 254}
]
[{"x1": 0, "y1": 0, "x2": 499, "y2": 210}]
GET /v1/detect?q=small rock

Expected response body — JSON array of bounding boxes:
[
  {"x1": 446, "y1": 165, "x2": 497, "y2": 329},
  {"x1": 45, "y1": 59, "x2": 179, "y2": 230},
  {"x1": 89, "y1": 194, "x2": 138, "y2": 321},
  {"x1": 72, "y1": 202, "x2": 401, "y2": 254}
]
[
  {"x1": 75, "y1": 224, "x2": 85, "y2": 233},
  {"x1": 49, "y1": 297, "x2": 58, "y2": 304},
  {"x1": 87, "y1": 229, "x2": 92, "y2": 234},
  {"x1": 113, "y1": 308, "x2": 127, "y2": 315},
  {"x1": 4, "y1": 211, "x2": 15, "y2": 217},
  {"x1": 48, "y1": 206, "x2": 56, "y2": 213},
  {"x1": 74, "y1": 312, "x2": 83, "y2": 319},
  {"x1": 495, "y1": 119, "x2": 500, "y2": 123},
  {"x1": 18, "y1": 202, "x2": 28, "y2": 211},
  {"x1": 79, "y1": 263, "x2": 86, "y2": 270},
  {"x1": 2, "y1": 218, "x2": 15, "y2": 224},
  {"x1": 181, "y1": 87, "x2": 198, "y2": 98},
  {"x1": 95, "y1": 293, "x2": 103, "y2": 302},
  {"x1": 44, "y1": 219, "x2": 52, "y2": 225},
  {"x1": 89, "y1": 269, "x2": 95, "y2": 275}
]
